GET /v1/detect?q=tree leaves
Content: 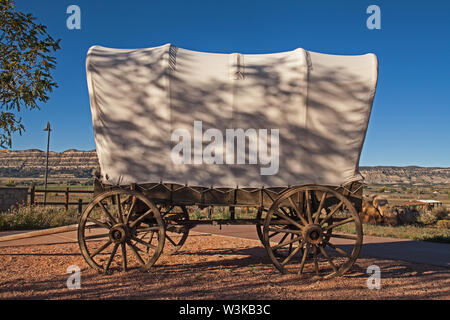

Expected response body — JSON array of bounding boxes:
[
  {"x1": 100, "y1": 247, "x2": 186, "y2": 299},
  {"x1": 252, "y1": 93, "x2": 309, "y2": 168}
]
[{"x1": 0, "y1": 0, "x2": 60, "y2": 148}]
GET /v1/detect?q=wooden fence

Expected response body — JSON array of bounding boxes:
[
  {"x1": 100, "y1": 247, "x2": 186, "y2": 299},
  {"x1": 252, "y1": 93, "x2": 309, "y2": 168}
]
[{"x1": 28, "y1": 186, "x2": 94, "y2": 213}]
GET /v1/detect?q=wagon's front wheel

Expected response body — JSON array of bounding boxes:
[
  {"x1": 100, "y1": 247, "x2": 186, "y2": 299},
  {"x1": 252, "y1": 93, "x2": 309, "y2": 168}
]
[
  {"x1": 78, "y1": 190, "x2": 165, "y2": 273},
  {"x1": 262, "y1": 185, "x2": 363, "y2": 279}
]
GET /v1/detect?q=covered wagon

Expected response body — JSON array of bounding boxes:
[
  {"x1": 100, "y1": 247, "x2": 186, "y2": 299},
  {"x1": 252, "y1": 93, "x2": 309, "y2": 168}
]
[{"x1": 81, "y1": 44, "x2": 378, "y2": 278}]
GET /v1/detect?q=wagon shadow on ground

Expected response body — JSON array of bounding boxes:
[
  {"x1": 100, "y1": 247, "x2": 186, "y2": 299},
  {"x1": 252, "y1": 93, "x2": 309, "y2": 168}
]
[
  {"x1": 1, "y1": 241, "x2": 449, "y2": 299},
  {"x1": 69, "y1": 247, "x2": 450, "y2": 299}
]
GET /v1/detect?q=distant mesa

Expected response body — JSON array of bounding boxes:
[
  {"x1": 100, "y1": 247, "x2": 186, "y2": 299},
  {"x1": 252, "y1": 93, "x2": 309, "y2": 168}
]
[
  {"x1": 0, "y1": 149, "x2": 100, "y2": 179},
  {"x1": 0, "y1": 148, "x2": 97, "y2": 153},
  {"x1": 62, "y1": 149, "x2": 96, "y2": 153},
  {"x1": 0, "y1": 150, "x2": 448, "y2": 184}
]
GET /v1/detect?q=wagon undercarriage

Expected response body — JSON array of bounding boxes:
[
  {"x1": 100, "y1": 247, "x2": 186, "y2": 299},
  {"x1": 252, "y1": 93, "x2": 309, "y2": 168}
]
[{"x1": 78, "y1": 181, "x2": 363, "y2": 279}]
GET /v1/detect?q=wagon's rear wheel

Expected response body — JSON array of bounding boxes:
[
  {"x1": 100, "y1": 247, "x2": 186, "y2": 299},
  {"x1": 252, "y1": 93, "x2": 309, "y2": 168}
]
[
  {"x1": 262, "y1": 185, "x2": 363, "y2": 279},
  {"x1": 78, "y1": 190, "x2": 165, "y2": 273},
  {"x1": 157, "y1": 204, "x2": 190, "y2": 255},
  {"x1": 257, "y1": 207, "x2": 304, "y2": 260}
]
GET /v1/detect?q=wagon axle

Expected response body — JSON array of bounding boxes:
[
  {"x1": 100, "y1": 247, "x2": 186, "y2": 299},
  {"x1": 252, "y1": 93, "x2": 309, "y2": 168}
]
[
  {"x1": 303, "y1": 224, "x2": 324, "y2": 245},
  {"x1": 109, "y1": 224, "x2": 130, "y2": 244}
]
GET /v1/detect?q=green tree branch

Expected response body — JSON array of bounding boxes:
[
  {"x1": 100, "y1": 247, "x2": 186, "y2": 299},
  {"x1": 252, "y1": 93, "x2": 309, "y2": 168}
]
[{"x1": 0, "y1": 0, "x2": 60, "y2": 148}]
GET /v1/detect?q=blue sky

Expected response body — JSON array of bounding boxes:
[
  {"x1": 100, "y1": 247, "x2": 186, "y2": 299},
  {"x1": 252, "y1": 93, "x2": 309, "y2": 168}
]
[{"x1": 9, "y1": 0, "x2": 450, "y2": 167}]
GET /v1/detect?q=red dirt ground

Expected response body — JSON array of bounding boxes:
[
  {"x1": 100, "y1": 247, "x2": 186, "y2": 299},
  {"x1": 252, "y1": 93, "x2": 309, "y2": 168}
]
[{"x1": 0, "y1": 233, "x2": 448, "y2": 299}]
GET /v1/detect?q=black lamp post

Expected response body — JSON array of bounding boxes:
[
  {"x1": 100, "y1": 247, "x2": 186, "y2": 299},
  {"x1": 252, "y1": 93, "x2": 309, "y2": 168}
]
[{"x1": 43, "y1": 122, "x2": 51, "y2": 206}]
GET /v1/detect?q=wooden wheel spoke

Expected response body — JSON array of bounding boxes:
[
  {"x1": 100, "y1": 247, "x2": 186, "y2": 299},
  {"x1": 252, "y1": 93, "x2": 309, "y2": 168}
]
[
  {"x1": 97, "y1": 202, "x2": 117, "y2": 224},
  {"x1": 288, "y1": 234, "x2": 294, "y2": 253},
  {"x1": 327, "y1": 242, "x2": 351, "y2": 259},
  {"x1": 131, "y1": 235, "x2": 156, "y2": 250},
  {"x1": 279, "y1": 207, "x2": 292, "y2": 218},
  {"x1": 121, "y1": 243, "x2": 127, "y2": 271},
  {"x1": 130, "y1": 209, "x2": 154, "y2": 228},
  {"x1": 281, "y1": 243, "x2": 303, "y2": 266},
  {"x1": 87, "y1": 217, "x2": 111, "y2": 230},
  {"x1": 318, "y1": 245, "x2": 337, "y2": 273},
  {"x1": 313, "y1": 245, "x2": 320, "y2": 276},
  {"x1": 85, "y1": 233, "x2": 110, "y2": 240},
  {"x1": 320, "y1": 201, "x2": 344, "y2": 225},
  {"x1": 124, "y1": 196, "x2": 137, "y2": 224},
  {"x1": 287, "y1": 196, "x2": 309, "y2": 226},
  {"x1": 305, "y1": 191, "x2": 313, "y2": 224},
  {"x1": 324, "y1": 217, "x2": 355, "y2": 231},
  {"x1": 90, "y1": 240, "x2": 112, "y2": 258},
  {"x1": 116, "y1": 194, "x2": 124, "y2": 223},
  {"x1": 272, "y1": 235, "x2": 302, "y2": 250},
  {"x1": 105, "y1": 243, "x2": 119, "y2": 271},
  {"x1": 148, "y1": 231, "x2": 155, "y2": 245},
  {"x1": 298, "y1": 243, "x2": 310, "y2": 275},
  {"x1": 130, "y1": 241, "x2": 145, "y2": 252},
  {"x1": 127, "y1": 241, "x2": 145, "y2": 265},
  {"x1": 137, "y1": 231, "x2": 149, "y2": 240},
  {"x1": 272, "y1": 208, "x2": 304, "y2": 230},
  {"x1": 314, "y1": 192, "x2": 327, "y2": 224},
  {"x1": 268, "y1": 231, "x2": 280, "y2": 239},
  {"x1": 277, "y1": 232, "x2": 289, "y2": 246}
]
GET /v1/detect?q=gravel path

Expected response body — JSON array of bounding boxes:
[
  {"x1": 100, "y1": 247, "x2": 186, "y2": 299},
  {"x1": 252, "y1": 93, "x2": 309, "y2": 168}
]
[{"x1": 0, "y1": 233, "x2": 448, "y2": 299}]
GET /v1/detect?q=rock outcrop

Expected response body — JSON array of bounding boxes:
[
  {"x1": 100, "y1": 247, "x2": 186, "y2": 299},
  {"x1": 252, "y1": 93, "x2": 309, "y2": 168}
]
[
  {"x1": 360, "y1": 166, "x2": 450, "y2": 185},
  {"x1": 0, "y1": 149, "x2": 99, "y2": 178},
  {"x1": 0, "y1": 150, "x2": 449, "y2": 184}
]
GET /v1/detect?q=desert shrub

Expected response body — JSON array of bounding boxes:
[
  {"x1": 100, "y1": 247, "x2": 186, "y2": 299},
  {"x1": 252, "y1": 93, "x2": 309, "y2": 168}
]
[
  {"x1": 0, "y1": 206, "x2": 79, "y2": 231},
  {"x1": 437, "y1": 220, "x2": 450, "y2": 229},
  {"x1": 417, "y1": 207, "x2": 448, "y2": 226},
  {"x1": 417, "y1": 212, "x2": 437, "y2": 226},
  {"x1": 431, "y1": 206, "x2": 449, "y2": 220}
]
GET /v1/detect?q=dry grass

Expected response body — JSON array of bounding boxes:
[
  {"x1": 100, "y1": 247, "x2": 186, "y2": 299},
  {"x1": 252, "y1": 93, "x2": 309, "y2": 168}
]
[
  {"x1": 0, "y1": 206, "x2": 79, "y2": 231},
  {"x1": 335, "y1": 222, "x2": 450, "y2": 243}
]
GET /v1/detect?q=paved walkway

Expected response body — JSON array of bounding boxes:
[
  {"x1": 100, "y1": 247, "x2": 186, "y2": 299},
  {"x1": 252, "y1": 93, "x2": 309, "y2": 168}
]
[
  {"x1": 0, "y1": 225, "x2": 449, "y2": 268},
  {"x1": 194, "y1": 225, "x2": 450, "y2": 268}
]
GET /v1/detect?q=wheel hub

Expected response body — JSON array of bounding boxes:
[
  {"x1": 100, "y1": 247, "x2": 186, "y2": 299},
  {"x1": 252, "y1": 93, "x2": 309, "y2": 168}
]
[
  {"x1": 303, "y1": 224, "x2": 324, "y2": 245},
  {"x1": 109, "y1": 224, "x2": 129, "y2": 244}
]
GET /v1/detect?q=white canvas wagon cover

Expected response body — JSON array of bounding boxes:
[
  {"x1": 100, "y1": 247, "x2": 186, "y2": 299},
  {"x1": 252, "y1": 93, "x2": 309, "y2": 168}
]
[{"x1": 86, "y1": 44, "x2": 378, "y2": 187}]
